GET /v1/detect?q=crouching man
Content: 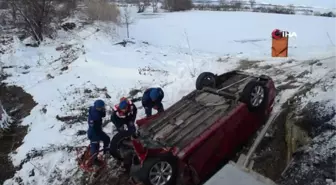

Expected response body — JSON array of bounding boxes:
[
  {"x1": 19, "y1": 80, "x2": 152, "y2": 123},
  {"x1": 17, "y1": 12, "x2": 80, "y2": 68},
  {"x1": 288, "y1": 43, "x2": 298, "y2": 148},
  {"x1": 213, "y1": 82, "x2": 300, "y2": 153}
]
[
  {"x1": 87, "y1": 99, "x2": 110, "y2": 166},
  {"x1": 111, "y1": 97, "x2": 137, "y2": 136},
  {"x1": 142, "y1": 87, "x2": 164, "y2": 117},
  {"x1": 110, "y1": 97, "x2": 138, "y2": 164}
]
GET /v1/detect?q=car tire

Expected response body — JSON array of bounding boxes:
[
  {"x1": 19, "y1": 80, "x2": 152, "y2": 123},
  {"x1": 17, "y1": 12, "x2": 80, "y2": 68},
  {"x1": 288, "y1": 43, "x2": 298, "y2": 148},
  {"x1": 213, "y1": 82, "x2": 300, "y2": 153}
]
[
  {"x1": 109, "y1": 132, "x2": 133, "y2": 161},
  {"x1": 240, "y1": 80, "x2": 268, "y2": 112},
  {"x1": 195, "y1": 72, "x2": 217, "y2": 90},
  {"x1": 139, "y1": 156, "x2": 178, "y2": 185}
]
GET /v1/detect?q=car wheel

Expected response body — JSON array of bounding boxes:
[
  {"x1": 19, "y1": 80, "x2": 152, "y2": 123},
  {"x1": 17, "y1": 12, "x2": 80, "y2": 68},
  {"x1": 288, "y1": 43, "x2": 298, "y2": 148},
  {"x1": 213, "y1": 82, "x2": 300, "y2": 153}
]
[
  {"x1": 141, "y1": 157, "x2": 178, "y2": 185},
  {"x1": 109, "y1": 132, "x2": 133, "y2": 161},
  {"x1": 241, "y1": 80, "x2": 268, "y2": 112},
  {"x1": 195, "y1": 72, "x2": 217, "y2": 90}
]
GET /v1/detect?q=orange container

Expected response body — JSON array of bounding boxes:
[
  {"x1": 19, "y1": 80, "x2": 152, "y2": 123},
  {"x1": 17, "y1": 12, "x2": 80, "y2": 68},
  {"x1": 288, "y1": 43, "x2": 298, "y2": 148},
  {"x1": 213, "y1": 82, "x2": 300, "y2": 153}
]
[{"x1": 271, "y1": 29, "x2": 289, "y2": 57}]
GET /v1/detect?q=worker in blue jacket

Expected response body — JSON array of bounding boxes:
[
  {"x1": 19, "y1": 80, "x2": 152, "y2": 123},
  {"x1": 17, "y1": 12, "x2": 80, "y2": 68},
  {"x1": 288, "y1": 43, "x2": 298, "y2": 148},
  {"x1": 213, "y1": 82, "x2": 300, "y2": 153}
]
[
  {"x1": 87, "y1": 99, "x2": 110, "y2": 165},
  {"x1": 142, "y1": 87, "x2": 164, "y2": 117},
  {"x1": 110, "y1": 97, "x2": 137, "y2": 136}
]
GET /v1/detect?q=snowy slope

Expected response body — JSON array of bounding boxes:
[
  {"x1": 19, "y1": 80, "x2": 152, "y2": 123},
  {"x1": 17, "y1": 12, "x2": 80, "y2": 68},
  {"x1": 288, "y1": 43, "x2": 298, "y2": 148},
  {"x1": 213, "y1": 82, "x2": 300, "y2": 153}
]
[{"x1": 1, "y1": 9, "x2": 335, "y2": 185}]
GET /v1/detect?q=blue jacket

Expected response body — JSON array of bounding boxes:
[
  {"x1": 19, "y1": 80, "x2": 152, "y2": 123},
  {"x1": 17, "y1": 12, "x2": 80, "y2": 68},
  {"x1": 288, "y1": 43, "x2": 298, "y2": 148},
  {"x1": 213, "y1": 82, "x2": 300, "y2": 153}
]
[
  {"x1": 142, "y1": 88, "x2": 164, "y2": 108},
  {"x1": 88, "y1": 106, "x2": 106, "y2": 134}
]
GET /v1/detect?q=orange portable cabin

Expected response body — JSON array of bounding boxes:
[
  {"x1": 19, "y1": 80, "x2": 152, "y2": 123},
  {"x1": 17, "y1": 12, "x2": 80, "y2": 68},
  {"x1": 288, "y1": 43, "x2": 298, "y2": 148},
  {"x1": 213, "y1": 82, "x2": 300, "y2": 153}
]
[{"x1": 271, "y1": 29, "x2": 289, "y2": 57}]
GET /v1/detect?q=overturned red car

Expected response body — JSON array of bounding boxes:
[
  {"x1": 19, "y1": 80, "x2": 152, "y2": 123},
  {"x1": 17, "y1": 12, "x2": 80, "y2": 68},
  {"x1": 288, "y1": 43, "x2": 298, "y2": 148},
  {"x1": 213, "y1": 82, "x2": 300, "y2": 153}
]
[{"x1": 118, "y1": 70, "x2": 276, "y2": 185}]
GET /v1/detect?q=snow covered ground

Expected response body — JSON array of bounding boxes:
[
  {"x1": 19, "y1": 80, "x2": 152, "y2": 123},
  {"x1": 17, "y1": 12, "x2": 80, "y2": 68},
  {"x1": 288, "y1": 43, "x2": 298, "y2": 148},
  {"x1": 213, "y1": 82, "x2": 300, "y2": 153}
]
[
  {"x1": 1, "y1": 9, "x2": 335, "y2": 185},
  {"x1": 130, "y1": 11, "x2": 335, "y2": 56}
]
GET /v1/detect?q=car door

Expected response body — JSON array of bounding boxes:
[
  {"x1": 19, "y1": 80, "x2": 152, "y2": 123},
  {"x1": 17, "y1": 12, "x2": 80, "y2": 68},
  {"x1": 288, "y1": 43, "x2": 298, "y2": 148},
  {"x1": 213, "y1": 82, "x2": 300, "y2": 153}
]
[{"x1": 184, "y1": 104, "x2": 246, "y2": 181}]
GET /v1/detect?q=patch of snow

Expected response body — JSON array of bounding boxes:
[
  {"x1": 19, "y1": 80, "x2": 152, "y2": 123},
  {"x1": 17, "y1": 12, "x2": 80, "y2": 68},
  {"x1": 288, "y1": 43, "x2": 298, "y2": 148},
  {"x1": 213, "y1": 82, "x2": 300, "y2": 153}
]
[{"x1": 0, "y1": 101, "x2": 11, "y2": 129}]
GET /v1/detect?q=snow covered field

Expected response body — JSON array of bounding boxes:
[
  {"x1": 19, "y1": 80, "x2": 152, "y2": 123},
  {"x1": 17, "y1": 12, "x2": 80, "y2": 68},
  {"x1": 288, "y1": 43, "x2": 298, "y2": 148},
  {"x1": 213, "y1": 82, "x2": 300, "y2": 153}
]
[
  {"x1": 1, "y1": 9, "x2": 335, "y2": 185},
  {"x1": 131, "y1": 11, "x2": 335, "y2": 56}
]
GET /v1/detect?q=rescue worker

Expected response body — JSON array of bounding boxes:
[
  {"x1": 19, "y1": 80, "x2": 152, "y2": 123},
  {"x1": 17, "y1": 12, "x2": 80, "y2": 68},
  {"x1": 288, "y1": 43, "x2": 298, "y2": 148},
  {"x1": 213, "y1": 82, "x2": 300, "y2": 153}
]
[
  {"x1": 109, "y1": 98, "x2": 138, "y2": 166},
  {"x1": 141, "y1": 87, "x2": 164, "y2": 117},
  {"x1": 87, "y1": 99, "x2": 110, "y2": 165},
  {"x1": 110, "y1": 97, "x2": 137, "y2": 136}
]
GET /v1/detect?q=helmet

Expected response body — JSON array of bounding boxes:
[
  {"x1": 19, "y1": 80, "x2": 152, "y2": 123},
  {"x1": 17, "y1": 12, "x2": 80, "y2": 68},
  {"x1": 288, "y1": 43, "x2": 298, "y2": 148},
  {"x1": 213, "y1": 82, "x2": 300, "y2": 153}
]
[
  {"x1": 149, "y1": 88, "x2": 159, "y2": 101},
  {"x1": 94, "y1": 99, "x2": 105, "y2": 108},
  {"x1": 119, "y1": 100, "x2": 128, "y2": 110}
]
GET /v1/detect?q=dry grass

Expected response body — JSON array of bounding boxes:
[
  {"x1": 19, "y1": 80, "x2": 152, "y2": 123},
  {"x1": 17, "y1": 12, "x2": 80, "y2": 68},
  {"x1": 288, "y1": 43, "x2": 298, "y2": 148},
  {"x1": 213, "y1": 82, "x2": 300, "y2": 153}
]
[{"x1": 237, "y1": 59, "x2": 261, "y2": 70}]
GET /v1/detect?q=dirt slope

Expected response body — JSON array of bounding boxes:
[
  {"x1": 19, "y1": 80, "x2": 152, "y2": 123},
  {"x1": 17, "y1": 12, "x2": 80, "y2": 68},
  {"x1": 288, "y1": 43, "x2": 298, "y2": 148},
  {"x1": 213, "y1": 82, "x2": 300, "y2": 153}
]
[{"x1": 0, "y1": 82, "x2": 37, "y2": 184}]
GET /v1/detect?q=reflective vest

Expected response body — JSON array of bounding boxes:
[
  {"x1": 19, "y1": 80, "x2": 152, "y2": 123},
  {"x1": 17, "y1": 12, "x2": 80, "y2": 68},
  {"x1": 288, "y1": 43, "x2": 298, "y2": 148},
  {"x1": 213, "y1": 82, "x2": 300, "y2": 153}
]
[{"x1": 113, "y1": 100, "x2": 134, "y2": 118}]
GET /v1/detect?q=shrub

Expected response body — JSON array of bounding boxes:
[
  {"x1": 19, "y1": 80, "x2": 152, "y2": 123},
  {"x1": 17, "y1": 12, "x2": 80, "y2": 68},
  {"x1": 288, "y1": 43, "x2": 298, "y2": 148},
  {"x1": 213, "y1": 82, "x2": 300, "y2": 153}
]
[
  {"x1": 320, "y1": 12, "x2": 335, "y2": 17},
  {"x1": 83, "y1": 0, "x2": 120, "y2": 23},
  {"x1": 164, "y1": 0, "x2": 193, "y2": 11},
  {"x1": 0, "y1": 1, "x2": 9, "y2": 9},
  {"x1": 9, "y1": 0, "x2": 78, "y2": 43}
]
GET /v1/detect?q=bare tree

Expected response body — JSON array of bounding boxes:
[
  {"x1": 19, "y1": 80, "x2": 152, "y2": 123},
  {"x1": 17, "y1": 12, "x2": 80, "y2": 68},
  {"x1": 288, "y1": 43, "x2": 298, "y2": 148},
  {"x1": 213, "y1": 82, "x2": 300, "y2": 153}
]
[
  {"x1": 164, "y1": 0, "x2": 192, "y2": 11},
  {"x1": 136, "y1": 0, "x2": 150, "y2": 13},
  {"x1": 10, "y1": 3, "x2": 17, "y2": 23},
  {"x1": 219, "y1": 0, "x2": 228, "y2": 6},
  {"x1": 120, "y1": 6, "x2": 134, "y2": 38},
  {"x1": 84, "y1": 0, "x2": 120, "y2": 22},
  {"x1": 230, "y1": 0, "x2": 242, "y2": 11},
  {"x1": 137, "y1": 0, "x2": 145, "y2": 13},
  {"x1": 0, "y1": 1, "x2": 9, "y2": 9},
  {"x1": 9, "y1": 0, "x2": 78, "y2": 43},
  {"x1": 313, "y1": 11, "x2": 321, "y2": 16},
  {"x1": 152, "y1": 0, "x2": 159, "y2": 13},
  {"x1": 249, "y1": 0, "x2": 256, "y2": 10},
  {"x1": 287, "y1": 4, "x2": 295, "y2": 14}
]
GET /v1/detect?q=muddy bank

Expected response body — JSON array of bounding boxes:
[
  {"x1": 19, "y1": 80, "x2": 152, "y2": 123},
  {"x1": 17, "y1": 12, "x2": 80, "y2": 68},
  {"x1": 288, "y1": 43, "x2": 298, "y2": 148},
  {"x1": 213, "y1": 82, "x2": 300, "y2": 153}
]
[
  {"x1": 252, "y1": 109, "x2": 288, "y2": 181},
  {"x1": 250, "y1": 103, "x2": 309, "y2": 181},
  {"x1": 0, "y1": 83, "x2": 37, "y2": 184},
  {"x1": 252, "y1": 91, "x2": 336, "y2": 185},
  {"x1": 278, "y1": 101, "x2": 336, "y2": 185}
]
